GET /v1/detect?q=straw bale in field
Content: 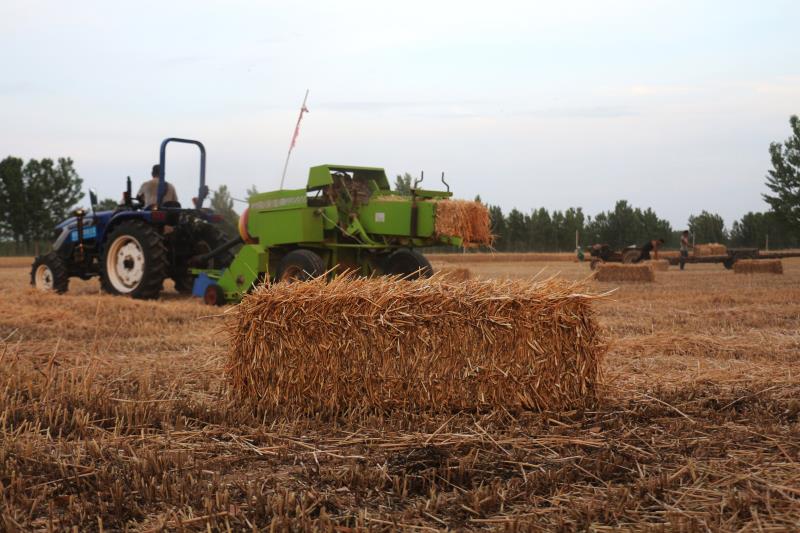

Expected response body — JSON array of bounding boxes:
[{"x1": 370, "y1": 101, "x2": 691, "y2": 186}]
[
  {"x1": 694, "y1": 243, "x2": 727, "y2": 257},
  {"x1": 647, "y1": 259, "x2": 670, "y2": 271},
  {"x1": 437, "y1": 266, "x2": 471, "y2": 281},
  {"x1": 434, "y1": 199, "x2": 492, "y2": 246},
  {"x1": 594, "y1": 263, "x2": 655, "y2": 282},
  {"x1": 733, "y1": 259, "x2": 783, "y2": 275},
  {"x1": 227, "y1": 275, "x2": 605, "y2": 416}
]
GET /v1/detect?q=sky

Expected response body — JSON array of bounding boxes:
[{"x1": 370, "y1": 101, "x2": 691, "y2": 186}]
[{"x1": 1, "y1": 0, "x2": 799, "y2": 228}]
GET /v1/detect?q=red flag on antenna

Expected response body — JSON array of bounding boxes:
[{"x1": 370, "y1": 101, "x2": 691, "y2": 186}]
[{"x1": 290, "y1": 102, "x2": 309, "y2": 150}]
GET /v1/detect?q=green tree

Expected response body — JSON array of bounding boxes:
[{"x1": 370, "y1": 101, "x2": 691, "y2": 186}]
[
  {"x1": 730, "y1": 211, "x2": 799, "y2": 249},
  {"x1": 246, "y1": 185, "x2": 259, "y2": 200},
  {"x1": 487, "y1": 205, "x2": 506, "y2": 250},
  {"x1": 764, "y1": 115, "x2": 800, "y2": 232},
  {"x1": 210, "y1": 185, "x2": 239, "y2": 238},
  {"x1": 528, "y1": 207, "x2": 553, "y2": 251},
  {"x1": 0, "y1": 157, "x2": 84, "y2": 242},
  {"x1": 393, "y1": 173, "x2": 413, "y2": 195},
  {"x1": 506, "y1": 208, "x2": 527, "y2": 252},
  {"x1": 96, "y1": 198, "x2": 119, "y2": 211},
  {"x1": 0, "y1": 157, "x2": 26, "y2": 242},
  {"x1": 688, "y1": 210, "x2": 727, "y2": 244}
]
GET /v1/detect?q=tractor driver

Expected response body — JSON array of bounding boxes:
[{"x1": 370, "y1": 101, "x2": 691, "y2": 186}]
[{"x1": 137, "y1": 164, "x2": 178, "y2": 208}]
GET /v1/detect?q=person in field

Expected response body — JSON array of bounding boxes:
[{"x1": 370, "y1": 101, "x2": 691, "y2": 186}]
[
  {"x1": 679, "y1": 230, "x2": 690, "y2": 270},
  {"x1": 633, "y1": 238, "x2": 665, "y2": 263},
  {"x1": 137, "y1": 164, "x2": 178, "y2": 208}
]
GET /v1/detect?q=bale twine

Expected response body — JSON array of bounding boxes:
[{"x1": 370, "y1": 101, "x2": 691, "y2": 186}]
[
  {"x1": 647, "y1": 259, "x2": 670, "y2": 271},
  {"x1": 733, "y1": 259, "x2": 783, "y2": 275},
  {"x1": 434, "y1": 199, "x2": 492, "y2": 246},
  {"x1": 594, "y1": 263, "x2": 655, "y2": 282},
  {"x1": 694, "y1": 243, "x2": 727, "y2": 257},
  {"x1": 226, "y1": 275, "x2": 606, "y2": 416}
]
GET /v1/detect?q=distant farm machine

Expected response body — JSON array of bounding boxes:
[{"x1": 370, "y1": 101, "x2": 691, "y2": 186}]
[{"x1": 32, "y1": 138, "x2": 490, "y2": 303}]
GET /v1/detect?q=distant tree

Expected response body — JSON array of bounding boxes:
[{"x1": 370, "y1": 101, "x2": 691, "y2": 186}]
[
  {"x1": 246, "y1": 185, "x2": 259, "y2": 200},
  {"x1": 730, "y1": 211, "x2": 799, "y2": 249},
  {"x1": 487, "y1": 205, "x2": 506, "y2": 250},
  {"x1": 506, "y1": 208, "x2": 527, "y2": 252},
  {"x1": 474, "y1": 194, "x2": 482, "y2": 203},
  {"x1": 688, "y1": 210, "x2": 727, "y2": 244},
  {"x1": 528, "y1": 207, "x2": 553, "y2": 251},
  {"x1": 393, "y1": 173, "x2": 413, "y2": 195},
  {"x1": 210, "y1": 185, "x2": 239, "y2": 238},
  {"x1": 0, "y1": 157, "x2": 84, "y2": 242},
  {"x1": 763, "y1": 115, "x2": 800, "y2": 233},
  {"x1": 96, "y1": 198, "x2": 119, "y2": 211}
]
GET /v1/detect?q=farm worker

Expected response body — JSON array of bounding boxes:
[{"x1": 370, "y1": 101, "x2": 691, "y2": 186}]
[
  {"x1": 137, "y1": 164, "x2": 178, "y2": 208},
  {"x1": 679, "y1": 231, "x2": 690, "y2": 270},
  {"x1": 633, "y1": 238, "x2": 665, "y2": 263}
]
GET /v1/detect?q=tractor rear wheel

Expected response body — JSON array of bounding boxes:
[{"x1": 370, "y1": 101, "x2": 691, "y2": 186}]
[
  {"x1": 276, "y1": 249, "x2": 326, "y2": 282},
  {"x1": 30, "y1": 252, "x2": 69, "y2": 293},
  {"x1": 384, "y1": 249, "x2": 433, "y2": 279},
  {"x1": 101, "y1": 220, "x2": 168, "y2": 299},
  {"x1": 173, "y1": 223, "x2": 235, "y2": 294}
]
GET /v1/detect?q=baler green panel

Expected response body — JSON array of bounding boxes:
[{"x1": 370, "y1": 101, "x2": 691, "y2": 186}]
[
  {"x1": 307, "y1": 164, "x2": 391, "y2": 190},
  {"x1": 359, "y1": 200, "x2": 435, "y2": 237},
  {"x1": 249, "y1": 189, "x2": 307, "y2": 211},
  {"x1": 217, "y1": 244, "x2": 268, "y2": 300},
  {"x1": 251, "y1": 207, "x2": 323, "y2": 246}
]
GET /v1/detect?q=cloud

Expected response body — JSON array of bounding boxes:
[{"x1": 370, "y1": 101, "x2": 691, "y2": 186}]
[
  {"x1": 525, "y1": 105, "x2": 637, "y2": 119},
  {"x1": 629, "y1": 84, "x2": 694, "y2": 96}
]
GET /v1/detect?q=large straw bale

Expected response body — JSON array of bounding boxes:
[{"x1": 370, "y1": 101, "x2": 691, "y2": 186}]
[
  {"x1": 227, "y1": 275, "x2": 605, "y2": 416},
  {"x1": 434, "y1": 199, "x2": 493, "y2": 246},
  {"x1": 594, "y1": 263, "x2": 655, "y2": 282},
  {"x1": 646, "y1": 259, "x2": 670, "y2": 271},
  {"x1": 733, "y1": 259, "x2": 783, "y2": 275},
  {"x1": 694, "y1": 243, "x2": 727, "y2": 257}
]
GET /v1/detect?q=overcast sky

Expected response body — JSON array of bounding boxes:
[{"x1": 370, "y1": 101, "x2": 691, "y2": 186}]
[{"x1": 2, "y1": 0, "x2": 798, "y2": 228}]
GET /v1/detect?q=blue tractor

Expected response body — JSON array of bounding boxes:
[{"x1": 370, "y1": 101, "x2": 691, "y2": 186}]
[{"x1": 30, "y1": 138, "x2": 236, "y2": 299}]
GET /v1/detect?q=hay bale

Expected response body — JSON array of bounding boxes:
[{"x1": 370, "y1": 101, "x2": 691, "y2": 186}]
[
  {"x1": 437, "y1": 266, "x2": 472, "y2": 281},
  {"x1": 594, "y1": 263, "x2": 655, "y2": 282},
  {"x1": 227, "y1": 275, "x2": 605, "y2": 416},
  {"x1": 646, "y1": 259, "x2": 670, "y2": 271},
  {"x1": 694, "y1": 243, "x2": 727, "y2": 257},
  {"x1": 434, "y1": 199, "x2": 492, "y2": 246},
  {"x1": 733, "y1": 259, "x2": 783, "y2": 275}
]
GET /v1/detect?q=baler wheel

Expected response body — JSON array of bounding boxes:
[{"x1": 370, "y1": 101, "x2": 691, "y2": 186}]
[
  {"x1": 203, "y1": 284, "x2": 226, "y2": 306},
  {"x1": 384, "y1": 249, "x2": 433, "y2": 279},
  {"x1": 30, "y1": 252, "x2": 69, "y2": 293},
  {"x1": 276, "y1": 249, "x2": 326, "y2": 282}
]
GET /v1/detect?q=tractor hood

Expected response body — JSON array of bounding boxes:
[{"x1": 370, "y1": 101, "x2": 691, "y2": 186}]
[{"x1": 55, "y1": 210, "x2": 113, "y2": 230}]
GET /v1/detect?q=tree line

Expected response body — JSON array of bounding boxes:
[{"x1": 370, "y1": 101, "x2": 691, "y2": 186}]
[{"x1": 2, "y1": 115, "x2": 799, "y2": 253}]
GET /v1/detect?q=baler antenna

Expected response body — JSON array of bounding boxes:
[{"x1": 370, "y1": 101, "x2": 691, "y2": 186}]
[
  {"x1": 279, "y1": 89, "x2": 310, "y2": 190},
  {"x1": 440, "y1": 172, "x2": 450, "y2": 192}
]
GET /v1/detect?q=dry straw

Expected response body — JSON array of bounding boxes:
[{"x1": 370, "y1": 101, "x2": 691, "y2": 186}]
[
  {"x1": 694, "y1": 243, "x2": 727, "y2": 257},
  {"x1": 647, "y1": 259, "x2": 670, "y2": 271},
  {"x1": 434, "y1": 199, "x2": 492, "y2": 246},
  {"x1": 734, "y1": 259, "x2": 783, "y2": 275},
  {"x1": 227, "y1": 275, "x2": 606, "y2": 416},
  {"x1": 594, "y1": 263, "x2": 655, "y2": 282}
]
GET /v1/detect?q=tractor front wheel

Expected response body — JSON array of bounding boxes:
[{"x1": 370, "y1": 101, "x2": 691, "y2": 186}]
[
  {"x1": 384, "y1": 249, "x2": 433, "y2": 279},
  {"x1": 276, "y1": 249, "x2": 326, "y2": 282},
  {"x1": 30, "y1": 252, "x2": 69, "y2": 293},
  {"x1": 101, "y1": 221, "x2": 168, "y2": 299}
]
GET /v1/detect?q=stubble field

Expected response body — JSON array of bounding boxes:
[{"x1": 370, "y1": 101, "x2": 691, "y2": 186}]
[{"x1": 1, "y1": 255, "x2": 798, "y2": 531}]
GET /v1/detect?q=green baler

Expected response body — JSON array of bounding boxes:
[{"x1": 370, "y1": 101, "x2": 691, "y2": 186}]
[{"x1": 194, "y1": 165, "x2": 478, "y2": 305}]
